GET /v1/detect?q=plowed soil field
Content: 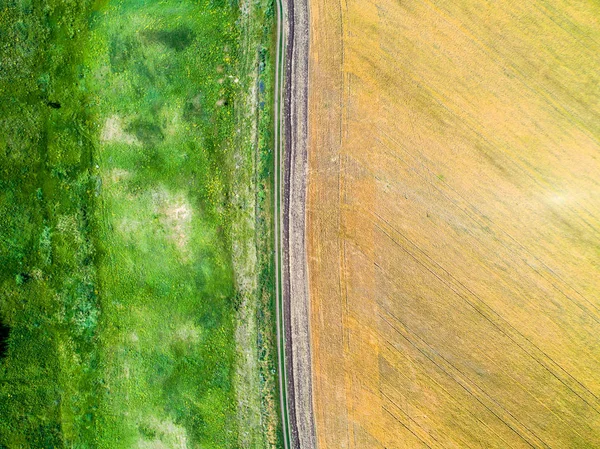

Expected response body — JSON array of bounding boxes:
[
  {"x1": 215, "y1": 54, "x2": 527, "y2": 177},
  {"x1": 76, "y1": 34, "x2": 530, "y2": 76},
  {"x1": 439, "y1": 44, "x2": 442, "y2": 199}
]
[{"x1": 307, "y1": 1, "x2": 600, "y2": 447}]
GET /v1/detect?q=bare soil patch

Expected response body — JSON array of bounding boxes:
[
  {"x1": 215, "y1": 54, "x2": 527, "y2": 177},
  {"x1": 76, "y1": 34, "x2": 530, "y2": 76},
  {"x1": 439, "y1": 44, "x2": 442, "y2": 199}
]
[{"x1": 101, "y1": 115, "x2": 139, "y2": 145}]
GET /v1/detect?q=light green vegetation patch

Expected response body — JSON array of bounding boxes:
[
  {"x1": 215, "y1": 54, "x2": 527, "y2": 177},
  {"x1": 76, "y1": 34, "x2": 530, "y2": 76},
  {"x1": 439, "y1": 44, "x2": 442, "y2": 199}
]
[
  {"x1": 0, "y1": 0, "x2": 277, "y2": 448},
  {"x1": 89, "y1": 2, "x2": 240, "y2": 446}
]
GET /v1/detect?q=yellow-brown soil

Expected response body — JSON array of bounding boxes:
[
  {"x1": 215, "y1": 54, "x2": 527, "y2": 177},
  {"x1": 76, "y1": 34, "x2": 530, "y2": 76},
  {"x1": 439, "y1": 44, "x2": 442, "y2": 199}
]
[{"x1": 307, "y1": 1, "x2": 600, "y2": 447}]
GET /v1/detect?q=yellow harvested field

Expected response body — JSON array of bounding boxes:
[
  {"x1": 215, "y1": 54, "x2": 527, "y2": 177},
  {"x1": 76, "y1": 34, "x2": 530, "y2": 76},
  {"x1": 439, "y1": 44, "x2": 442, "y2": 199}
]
[{"x1": 307, "y1": 1, "x2": 600, "y2": 447}]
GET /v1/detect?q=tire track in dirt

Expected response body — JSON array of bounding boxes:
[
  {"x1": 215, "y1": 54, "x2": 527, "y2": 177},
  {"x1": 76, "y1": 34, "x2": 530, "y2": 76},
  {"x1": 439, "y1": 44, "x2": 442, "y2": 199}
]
[{"x1": 279, "y1": 0, "x2": 316, "y2": 447}]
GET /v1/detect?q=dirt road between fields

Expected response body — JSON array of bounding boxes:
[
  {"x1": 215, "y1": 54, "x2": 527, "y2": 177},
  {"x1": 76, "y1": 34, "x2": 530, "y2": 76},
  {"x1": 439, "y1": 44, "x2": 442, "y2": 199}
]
[{"x1": 280, "y1": 0, "x2": 316, "y2": 448}]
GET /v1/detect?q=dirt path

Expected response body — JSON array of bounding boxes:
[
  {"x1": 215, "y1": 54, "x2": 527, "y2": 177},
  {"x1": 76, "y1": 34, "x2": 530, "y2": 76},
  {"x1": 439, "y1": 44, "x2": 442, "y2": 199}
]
[{"x1": 280, "y1": 0, "x2": 316, "y2": 448}]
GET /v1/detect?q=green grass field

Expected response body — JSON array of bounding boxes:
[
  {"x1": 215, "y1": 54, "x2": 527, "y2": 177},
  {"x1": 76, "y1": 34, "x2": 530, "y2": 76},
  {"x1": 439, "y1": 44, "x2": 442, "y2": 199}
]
[{"x1": 0, "y1": 0, "x2": 277, "y2": 447}]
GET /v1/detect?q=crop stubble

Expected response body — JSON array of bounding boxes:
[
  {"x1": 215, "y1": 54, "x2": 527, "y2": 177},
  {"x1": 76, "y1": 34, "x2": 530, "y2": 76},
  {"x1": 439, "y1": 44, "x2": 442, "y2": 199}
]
[{"x1": 308, "y1": 0, "x2": 600, "y2": 448}]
